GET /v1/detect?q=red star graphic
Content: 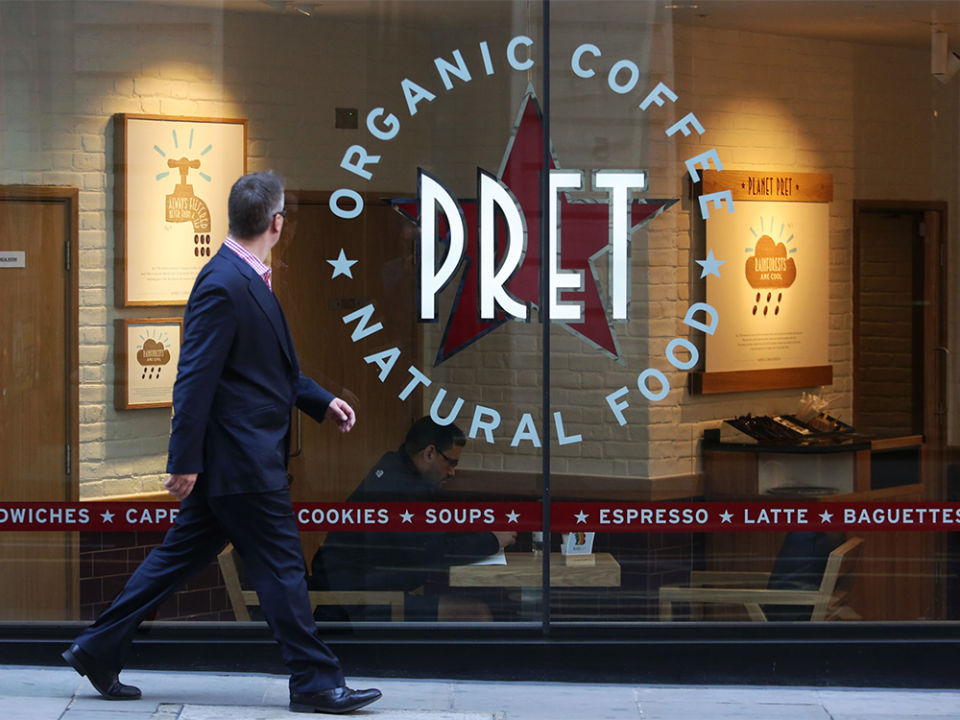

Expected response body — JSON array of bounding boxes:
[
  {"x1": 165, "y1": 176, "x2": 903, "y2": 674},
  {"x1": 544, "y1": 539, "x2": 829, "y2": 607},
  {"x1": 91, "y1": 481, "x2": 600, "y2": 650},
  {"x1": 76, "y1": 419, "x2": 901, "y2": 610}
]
[{"x1": 390, "y1": 88, "x2": 676, "y2": 366}]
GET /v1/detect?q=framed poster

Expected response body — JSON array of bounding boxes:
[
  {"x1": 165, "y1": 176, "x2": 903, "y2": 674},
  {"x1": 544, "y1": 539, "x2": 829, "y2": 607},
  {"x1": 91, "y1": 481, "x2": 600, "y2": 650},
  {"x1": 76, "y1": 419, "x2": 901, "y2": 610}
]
[
  {"x1": 691, "y1": 170, "x2": 833, "y2": 394},
  {"x1": 115, "y1": 318, "x2": 183, "y2": 410},
  {"x1": 115, "y1": 114, "x2": 247, "y2": 307}
]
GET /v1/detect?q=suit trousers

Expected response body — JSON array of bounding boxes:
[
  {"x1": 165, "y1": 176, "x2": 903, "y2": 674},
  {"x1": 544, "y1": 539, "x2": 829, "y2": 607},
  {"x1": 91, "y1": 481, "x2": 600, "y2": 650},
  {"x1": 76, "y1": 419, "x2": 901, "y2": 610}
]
[{"x1": 75, "y1": 487, "x2": 345, "y2": 694}]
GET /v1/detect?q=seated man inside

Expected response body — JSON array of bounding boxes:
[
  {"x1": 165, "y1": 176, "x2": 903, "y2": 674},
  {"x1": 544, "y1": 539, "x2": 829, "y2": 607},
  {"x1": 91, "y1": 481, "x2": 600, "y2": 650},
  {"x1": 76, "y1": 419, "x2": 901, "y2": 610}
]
[{"x1": 310, "y1": 416, "x2": 516, "y2": 621}]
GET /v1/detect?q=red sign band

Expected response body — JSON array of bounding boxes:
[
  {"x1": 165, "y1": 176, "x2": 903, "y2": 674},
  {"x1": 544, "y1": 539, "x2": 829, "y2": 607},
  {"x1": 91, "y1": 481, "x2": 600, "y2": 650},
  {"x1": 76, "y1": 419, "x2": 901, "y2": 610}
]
[{"x1": 0, "y1": 502, "x2": 958, "y2": 532}]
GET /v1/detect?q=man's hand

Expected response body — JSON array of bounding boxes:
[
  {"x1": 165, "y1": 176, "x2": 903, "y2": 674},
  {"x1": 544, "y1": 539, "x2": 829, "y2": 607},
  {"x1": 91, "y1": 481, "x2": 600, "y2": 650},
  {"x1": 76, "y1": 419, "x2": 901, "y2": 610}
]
[
  {"x1": 164, "y1": 473, "x2": 197, "y2": 501},
  {"x1": 325, "y1": 397, "x2": 356, "y2": 433},
  {"x1": 492, "y1": 531, "x2": 517, "y2": 549}
]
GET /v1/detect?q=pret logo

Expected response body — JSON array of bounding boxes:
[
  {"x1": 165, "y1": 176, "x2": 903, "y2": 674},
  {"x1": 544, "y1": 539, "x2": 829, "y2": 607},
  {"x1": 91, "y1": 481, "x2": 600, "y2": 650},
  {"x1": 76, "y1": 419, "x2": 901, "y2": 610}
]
[
  {"x1": 386, "y1": 90, "x2": 676, "y2": 366},
  {"x1": 323, "y1": 38, "x2": 735, "y2": 444}
]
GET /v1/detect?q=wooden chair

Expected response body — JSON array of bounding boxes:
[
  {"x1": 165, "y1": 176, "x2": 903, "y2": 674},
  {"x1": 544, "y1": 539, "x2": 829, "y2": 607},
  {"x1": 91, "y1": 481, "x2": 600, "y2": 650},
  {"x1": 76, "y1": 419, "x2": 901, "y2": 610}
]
[
  {"x1": 658, "y1": 537, "x2": 865, "y2": 622},
  {"x1": 217, "y1": 544, "x2": 405, "y2": 622}
]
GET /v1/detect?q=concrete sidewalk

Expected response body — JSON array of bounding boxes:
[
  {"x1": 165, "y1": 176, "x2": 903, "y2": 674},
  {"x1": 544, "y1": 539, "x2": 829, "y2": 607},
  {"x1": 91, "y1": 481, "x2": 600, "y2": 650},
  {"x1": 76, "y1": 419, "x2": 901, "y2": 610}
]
[{"x1": 2, "y1": 666, "x2": 959, "y2": 720}]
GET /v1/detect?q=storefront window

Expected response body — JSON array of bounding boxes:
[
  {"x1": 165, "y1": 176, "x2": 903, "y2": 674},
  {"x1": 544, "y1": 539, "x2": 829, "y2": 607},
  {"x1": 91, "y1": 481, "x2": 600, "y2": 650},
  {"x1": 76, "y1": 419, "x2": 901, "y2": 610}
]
[{"x1": 0, "y1": 0, "x2": 957, "y2": 631}]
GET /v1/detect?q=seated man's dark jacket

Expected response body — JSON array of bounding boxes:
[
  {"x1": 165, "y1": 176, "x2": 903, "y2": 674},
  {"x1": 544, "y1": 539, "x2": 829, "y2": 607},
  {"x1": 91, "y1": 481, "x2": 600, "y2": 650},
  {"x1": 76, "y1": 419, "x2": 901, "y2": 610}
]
[{"x1": 314, "y1": 447, "x2": 500, "y2": 592}]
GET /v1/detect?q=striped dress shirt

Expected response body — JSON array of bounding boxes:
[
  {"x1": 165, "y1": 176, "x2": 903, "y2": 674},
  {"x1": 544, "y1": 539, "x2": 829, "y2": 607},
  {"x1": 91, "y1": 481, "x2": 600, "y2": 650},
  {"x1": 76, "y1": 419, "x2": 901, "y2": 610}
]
[{"x1": 223, "y1": 237, "x2": 272, "y2": 292}]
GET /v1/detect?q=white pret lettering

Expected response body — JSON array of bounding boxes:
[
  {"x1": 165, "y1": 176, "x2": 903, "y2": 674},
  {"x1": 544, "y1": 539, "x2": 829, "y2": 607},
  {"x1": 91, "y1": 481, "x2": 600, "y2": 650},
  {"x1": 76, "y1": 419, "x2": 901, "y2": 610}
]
[
  {"x1": 549, "y1": 170, "x2": 584, "y2": 322},
  {"x1": 593, "y1": 171, "x2": 647, "y2": 320},
  {"x1": 479, "y1": 171, "x2": 528, "y2": 320},
  {"x1": 419, "y1": 171, "x2": 467, "y2": 321}
]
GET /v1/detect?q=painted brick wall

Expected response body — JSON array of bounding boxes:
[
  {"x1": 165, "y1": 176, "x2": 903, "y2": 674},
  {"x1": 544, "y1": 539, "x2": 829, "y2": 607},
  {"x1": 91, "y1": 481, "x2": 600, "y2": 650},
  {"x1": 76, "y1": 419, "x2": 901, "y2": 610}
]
[{"x1": 0, "y1": 1, "x2": 436, "y2": 498}]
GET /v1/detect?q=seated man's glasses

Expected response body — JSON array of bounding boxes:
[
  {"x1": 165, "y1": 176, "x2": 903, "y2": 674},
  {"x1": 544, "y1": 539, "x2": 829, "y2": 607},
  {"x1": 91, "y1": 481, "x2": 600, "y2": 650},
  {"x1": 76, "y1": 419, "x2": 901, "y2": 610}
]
[{"x1": 437, "y1": 449, "x2": 459, "y2": 468}]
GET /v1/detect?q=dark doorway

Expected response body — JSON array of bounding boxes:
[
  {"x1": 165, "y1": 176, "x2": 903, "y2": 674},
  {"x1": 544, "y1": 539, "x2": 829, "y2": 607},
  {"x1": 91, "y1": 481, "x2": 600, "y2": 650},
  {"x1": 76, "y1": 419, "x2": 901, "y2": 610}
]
[{"x1": 853, "y1": 201, "x2": 947, "y2": 450}]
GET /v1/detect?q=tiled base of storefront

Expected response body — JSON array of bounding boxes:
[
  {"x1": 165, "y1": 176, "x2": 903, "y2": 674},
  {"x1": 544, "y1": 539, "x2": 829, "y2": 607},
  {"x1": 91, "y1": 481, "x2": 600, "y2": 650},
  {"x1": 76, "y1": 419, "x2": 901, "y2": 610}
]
[
  {"x1": 80, "y1": 532, "x2": 234, "y2": 623},
  {"x1": 78, "y1": 531, "x2": 701, "y2": 624},
  {"x1": 2, "y1": 623, "x2": 959, "y2": 688}
]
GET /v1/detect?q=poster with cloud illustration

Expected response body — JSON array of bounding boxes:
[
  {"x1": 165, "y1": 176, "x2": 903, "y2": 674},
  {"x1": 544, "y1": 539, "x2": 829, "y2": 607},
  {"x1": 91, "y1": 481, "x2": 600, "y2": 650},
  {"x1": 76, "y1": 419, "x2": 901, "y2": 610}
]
[
  {"x1": 116, "y1": 115, "x2": 246, "y2": 307},
  {"x1": 115, "y1": 318, "x2": 182, "y2": 410},
  {"x1": 705, "y1": 200, "x2": 829, "y2": 374}
]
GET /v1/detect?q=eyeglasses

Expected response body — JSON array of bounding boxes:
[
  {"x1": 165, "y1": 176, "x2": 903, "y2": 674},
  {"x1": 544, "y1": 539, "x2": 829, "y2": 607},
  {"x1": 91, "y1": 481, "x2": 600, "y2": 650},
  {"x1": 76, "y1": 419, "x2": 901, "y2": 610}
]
[
  {"x1": 436, "y1": 449, "x2": 459, "y2": 468},
  {"x1": 275, "y1": 209, "x2": 287, "y2": 217}
]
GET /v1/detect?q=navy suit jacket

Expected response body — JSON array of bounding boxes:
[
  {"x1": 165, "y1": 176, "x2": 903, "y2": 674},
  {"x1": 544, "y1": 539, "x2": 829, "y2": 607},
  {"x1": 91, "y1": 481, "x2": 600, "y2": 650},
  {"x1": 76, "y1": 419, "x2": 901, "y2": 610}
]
[{"x1": 166, "y1": 244, "x2": 333, "y2": 496}]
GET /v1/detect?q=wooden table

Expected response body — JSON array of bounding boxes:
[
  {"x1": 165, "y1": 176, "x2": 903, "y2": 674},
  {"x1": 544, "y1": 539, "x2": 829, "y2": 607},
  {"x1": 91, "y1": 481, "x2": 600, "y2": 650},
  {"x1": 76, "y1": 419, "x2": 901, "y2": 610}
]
[{"x1": 449, "y1": 552, "x2": 621, "y2": 588}]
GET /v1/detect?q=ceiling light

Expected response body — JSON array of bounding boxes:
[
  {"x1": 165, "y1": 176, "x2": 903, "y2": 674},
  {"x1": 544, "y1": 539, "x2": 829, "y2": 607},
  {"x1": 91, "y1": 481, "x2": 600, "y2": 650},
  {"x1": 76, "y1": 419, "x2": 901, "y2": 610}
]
[{"x1": 296, "y1": 4, "x2": 312, "y2": 16}]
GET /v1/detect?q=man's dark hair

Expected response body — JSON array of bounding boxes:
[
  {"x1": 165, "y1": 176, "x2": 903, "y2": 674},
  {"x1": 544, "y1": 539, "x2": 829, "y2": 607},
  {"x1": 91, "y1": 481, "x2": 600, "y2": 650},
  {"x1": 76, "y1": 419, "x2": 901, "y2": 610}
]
[
  {"x1": 228, "y1": 170, "x2": 285, "y2": 239},
  {"x1": 404, "y1": 416, "x2": 466, "y2": 455}
]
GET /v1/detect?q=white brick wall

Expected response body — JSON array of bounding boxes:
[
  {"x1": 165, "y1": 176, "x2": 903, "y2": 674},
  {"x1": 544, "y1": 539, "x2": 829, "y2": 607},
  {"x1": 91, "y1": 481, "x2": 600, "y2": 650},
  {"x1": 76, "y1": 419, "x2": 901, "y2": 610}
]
[
  {"x1": 1, "y1": 3, "x2": 957, "y2": 494},
  {"x1": 0, "y1": 2, "x2": 437, "y2": 498}
]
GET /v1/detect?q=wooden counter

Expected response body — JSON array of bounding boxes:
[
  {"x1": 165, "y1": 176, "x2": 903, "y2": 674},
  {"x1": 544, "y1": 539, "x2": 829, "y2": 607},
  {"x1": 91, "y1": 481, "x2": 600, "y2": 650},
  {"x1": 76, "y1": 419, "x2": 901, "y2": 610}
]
[
  {"x1": 450, "y1": 553, "x2": 621, "y2": 588},
  {"x1": 702, "y1": 434, "x2": 936, "y2": 621}
]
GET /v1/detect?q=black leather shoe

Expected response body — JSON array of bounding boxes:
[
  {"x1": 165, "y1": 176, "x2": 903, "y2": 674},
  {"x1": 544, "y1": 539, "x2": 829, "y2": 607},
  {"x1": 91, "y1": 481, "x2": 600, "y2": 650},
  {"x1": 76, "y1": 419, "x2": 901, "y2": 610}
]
[
  {"x1": 290, "y1": 686, "x2": 382, "y2": 714},
  {"x1": 62, "y1": 643, "x2": 142, "y2": 701}
]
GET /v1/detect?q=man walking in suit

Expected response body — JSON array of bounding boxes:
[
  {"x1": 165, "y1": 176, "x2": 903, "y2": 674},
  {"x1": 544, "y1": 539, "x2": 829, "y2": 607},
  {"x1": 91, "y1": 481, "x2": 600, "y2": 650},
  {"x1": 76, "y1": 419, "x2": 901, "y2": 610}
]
[{"x1": 63, "y1": 171, "x2": 381, "y2": 715}]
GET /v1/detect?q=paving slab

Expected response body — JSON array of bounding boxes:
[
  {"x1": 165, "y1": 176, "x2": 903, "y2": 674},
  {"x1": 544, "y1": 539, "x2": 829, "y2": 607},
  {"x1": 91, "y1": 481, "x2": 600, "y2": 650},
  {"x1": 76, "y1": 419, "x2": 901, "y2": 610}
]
[
  {"x1": 635, "y1": 686, "x2": 823, "y2": 705},
  {"x1": 0, "y1": 695, "x2": 73, "y2": 720},
  {"x1": 68, "y1": 671, "x2": 272, "y2": 711},
  {"x1": 265, "y1": 678, "x2": 457, "y2": 712},
  {"x1": 61, "y1": 710, "x2": 161, "y2": 720},
  {"x1": 638, "y1": 701, "x2": 832, "y2": 720},
  {"x1": 179, "y1": 707, "x2": 499, "y2": 720},
  {"x1": 816, "y1": 690, "x2": 960, "y2": 716},
  {"x1": 452, "y1": 681, "x2": 639, "y2": 720},
  {"x1": 829, "y1": 716, "x2": 960, "y2": 720},
  {"x1": 0, "y1": 666, "x2": 84, "y2": 698}
]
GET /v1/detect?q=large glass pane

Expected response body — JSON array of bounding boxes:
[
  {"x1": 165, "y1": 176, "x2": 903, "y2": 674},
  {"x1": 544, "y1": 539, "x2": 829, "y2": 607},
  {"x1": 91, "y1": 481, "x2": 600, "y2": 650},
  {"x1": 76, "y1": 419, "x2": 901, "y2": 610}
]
[
  {"x1": 0, "y1": 0, "x2": 548, "y2": 628},
  {"x1": 546, "y1": 0, "x2": 955, "y2": 625}
]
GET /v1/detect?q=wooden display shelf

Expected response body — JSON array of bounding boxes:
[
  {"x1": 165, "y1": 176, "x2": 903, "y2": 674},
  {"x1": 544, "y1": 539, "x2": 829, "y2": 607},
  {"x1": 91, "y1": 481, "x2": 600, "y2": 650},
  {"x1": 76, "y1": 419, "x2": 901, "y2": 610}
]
[{"x1": 689, "y1": 365, "x2": 833, "y2": 395}]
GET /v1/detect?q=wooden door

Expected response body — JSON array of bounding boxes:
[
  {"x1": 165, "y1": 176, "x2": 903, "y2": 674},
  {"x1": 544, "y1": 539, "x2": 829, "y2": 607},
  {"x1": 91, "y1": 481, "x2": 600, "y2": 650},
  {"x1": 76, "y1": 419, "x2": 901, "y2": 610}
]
[
  {"x1": 272, "y1": 193, "x2": 421, "y2": 560},
  {"x1": 853, "y1": 202, "x2": 948, "y2": 468},
  {"x1": 0, "y1": 186, "x2": 79, "y2": 620}
]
